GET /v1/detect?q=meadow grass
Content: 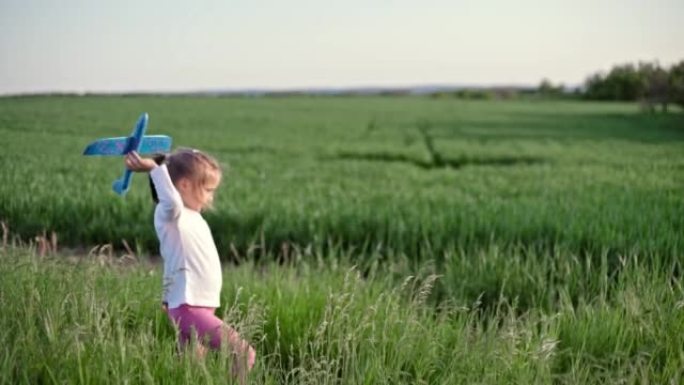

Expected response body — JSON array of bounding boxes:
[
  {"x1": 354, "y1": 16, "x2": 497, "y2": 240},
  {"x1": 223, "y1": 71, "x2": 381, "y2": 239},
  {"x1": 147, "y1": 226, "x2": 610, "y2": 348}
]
[{"x1": 1, "y1": 243, "x2": 683, "y2": 384}]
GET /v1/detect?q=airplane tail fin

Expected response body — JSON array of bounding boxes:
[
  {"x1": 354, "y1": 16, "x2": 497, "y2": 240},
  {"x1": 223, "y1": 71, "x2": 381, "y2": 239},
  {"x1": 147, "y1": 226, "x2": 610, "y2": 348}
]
[{"x1": 112, "y1": 170, "x2": 133, "y2": 195}]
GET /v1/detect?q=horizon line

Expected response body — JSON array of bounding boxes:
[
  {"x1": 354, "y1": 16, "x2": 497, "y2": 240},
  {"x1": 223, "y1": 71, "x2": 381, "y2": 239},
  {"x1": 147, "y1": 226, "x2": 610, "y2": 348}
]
[{"x1": 0, "y1": 81, "x2": 582, "y2": 98}]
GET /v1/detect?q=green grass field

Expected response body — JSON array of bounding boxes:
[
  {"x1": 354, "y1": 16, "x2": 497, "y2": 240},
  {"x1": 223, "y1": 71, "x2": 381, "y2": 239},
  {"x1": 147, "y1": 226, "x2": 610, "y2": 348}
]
[
  {"x1": 1, "y1": 96, "x2": 682, "y2": 259},
  {"x1": 1, "y1": 96, "x2": 683, "y2": 383}
]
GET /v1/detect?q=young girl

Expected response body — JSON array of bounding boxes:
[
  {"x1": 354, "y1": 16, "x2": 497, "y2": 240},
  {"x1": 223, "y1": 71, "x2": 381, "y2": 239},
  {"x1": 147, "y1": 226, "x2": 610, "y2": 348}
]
[{"x1": 125, "y1": 149, "x2": 256, "y2": 381}]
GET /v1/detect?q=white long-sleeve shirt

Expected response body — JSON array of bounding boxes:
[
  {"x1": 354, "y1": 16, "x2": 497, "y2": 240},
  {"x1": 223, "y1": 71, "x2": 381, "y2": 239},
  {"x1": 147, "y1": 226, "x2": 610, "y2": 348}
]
[{"x1": 150, "y1": 164, "x2": 222, "y2": 309}]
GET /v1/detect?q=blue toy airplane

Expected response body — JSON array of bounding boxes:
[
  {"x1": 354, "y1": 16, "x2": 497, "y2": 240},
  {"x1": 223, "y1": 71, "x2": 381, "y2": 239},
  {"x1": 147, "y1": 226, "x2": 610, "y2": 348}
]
[{"x1": 83, "y1": 113, "x2": 172, "y2": 196}]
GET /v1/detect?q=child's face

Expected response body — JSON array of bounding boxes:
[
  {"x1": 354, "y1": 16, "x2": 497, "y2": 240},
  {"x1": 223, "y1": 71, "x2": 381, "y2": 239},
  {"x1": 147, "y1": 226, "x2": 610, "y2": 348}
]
[{"x1": 177, "y1": 172, "x2": 221, "y2": 212}]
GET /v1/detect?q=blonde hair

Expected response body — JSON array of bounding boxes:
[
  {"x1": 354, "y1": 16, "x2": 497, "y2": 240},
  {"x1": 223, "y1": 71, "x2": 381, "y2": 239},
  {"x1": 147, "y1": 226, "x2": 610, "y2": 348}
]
[{"x1": 149, "y1": 148, "x2": 223, "y2": 203}]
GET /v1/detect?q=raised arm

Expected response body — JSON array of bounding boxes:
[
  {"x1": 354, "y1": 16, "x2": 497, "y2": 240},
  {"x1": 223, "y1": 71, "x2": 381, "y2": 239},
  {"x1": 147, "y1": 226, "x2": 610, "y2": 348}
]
[{"x1": 125, "y1": 151, "x2": 183, "y2": 221}]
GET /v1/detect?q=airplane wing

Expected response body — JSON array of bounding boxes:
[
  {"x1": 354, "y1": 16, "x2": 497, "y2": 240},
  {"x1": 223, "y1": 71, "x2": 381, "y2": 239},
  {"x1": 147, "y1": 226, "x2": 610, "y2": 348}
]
[
  {"x1": 139, "y1": 135, "x2": 173, "y2": 154},
  {"x1": 82, "y1": 137, "x2": 128, "y2": 155},
  {"x1": 83, "y1": 135, "x2": 172, "y2": 155}
]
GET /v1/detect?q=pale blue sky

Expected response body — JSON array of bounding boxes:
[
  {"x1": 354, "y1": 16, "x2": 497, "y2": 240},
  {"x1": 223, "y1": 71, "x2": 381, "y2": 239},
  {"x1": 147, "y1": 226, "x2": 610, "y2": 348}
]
[{"x1": 1, "y1": 0, "x2": 682, "y2": 94}]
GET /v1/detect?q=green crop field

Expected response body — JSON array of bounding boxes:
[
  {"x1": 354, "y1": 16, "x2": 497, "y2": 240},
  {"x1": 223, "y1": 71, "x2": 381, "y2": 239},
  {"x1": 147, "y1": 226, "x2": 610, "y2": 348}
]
[
  {"x1": 1, "y1": 96, "x2": 683, "y2": 384},
  {"x1": 1, "y1": 96, "x2": 683, "y2": 258}
]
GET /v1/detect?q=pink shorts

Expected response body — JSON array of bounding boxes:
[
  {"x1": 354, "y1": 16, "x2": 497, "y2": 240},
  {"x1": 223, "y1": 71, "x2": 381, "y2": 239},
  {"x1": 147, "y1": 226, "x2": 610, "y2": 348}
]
[{"x1": 167, "y1": 304, "x2": 224, "y2": 349}]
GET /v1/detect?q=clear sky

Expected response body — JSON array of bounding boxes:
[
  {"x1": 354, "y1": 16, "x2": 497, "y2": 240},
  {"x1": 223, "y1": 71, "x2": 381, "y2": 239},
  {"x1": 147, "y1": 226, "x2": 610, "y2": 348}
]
[{"x1": 1, "y1": 0, "x2": 682, "y2": 94}]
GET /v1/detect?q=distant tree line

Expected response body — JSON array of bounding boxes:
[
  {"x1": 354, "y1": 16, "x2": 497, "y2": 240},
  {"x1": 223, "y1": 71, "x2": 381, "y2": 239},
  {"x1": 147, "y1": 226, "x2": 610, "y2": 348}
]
[
  {"x1": 432, "y1": 59, "x2": 684, "y2": 112},
  {"x1": 581, "y1": 60, "x2": 684, "y2": 112}
]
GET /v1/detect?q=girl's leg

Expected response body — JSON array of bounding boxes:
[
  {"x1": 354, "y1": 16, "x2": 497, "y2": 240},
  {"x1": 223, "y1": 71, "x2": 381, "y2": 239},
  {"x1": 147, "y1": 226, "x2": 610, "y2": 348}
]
[
  {"x1": 168, "y1": 305, "x2": 256, "y2": 380},
  {"x1": 168, "y1": 305, "x2": 223, "y2": 355},
  {"x1": 219, "y1": 323, "x2": 256, "y2": 383}
]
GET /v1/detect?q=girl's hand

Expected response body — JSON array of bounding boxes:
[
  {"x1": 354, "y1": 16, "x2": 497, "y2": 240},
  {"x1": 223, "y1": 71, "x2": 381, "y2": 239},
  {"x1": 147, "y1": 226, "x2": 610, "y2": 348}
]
[{"x1": 125, "y1": 151, "x2": 157, "y2": 172}]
